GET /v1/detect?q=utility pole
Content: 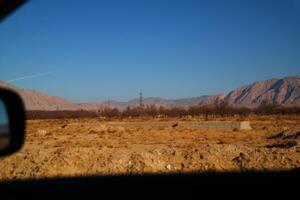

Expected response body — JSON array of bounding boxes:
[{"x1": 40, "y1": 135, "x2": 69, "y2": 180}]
[{"x1": 139, "y1": 90, "x2": 144, "y2": 108}]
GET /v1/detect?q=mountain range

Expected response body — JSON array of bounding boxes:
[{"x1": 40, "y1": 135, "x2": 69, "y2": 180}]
[{"x1": 0, "y1": 76, "x2": 299, "y2": 111}]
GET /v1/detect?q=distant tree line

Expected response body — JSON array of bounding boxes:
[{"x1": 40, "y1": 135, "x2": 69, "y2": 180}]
[
  {"x1": 26, "y1": 110, "x2": 98, "y2": 120},
  {"x1": 26, "y1": 100, "x2": 300, "y2": 120}
]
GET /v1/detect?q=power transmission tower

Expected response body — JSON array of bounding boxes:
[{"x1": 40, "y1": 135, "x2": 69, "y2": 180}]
[{"x1": 139, "y1": 90, "x2": 144, "y2": 108}]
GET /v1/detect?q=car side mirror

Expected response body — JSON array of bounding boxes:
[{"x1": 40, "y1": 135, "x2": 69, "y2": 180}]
[{"x1": 0, "y1": 88, "x2": 25, "y2": 157}]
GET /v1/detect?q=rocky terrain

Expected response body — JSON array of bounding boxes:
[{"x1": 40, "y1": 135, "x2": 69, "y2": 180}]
[
  {"x1": 0, "y1": 115, "x2": 299, "y2": 180},
  {"x1": 0, "y1": 76, "x2": 299, "y2": 110},
  {"x1": 225, "y1": 76, "x2": 300, "y2": 106},
  {"x1": 108, "y1": 94, "x2": 226, "y2": 109},
  {"x1": 0, "y1": 81, "x2": 82, "y2": 111}
]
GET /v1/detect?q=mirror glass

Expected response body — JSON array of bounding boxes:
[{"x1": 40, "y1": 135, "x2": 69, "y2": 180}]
[{"x1": 0, "y1": 100, "x2": 10, "y2": 150}]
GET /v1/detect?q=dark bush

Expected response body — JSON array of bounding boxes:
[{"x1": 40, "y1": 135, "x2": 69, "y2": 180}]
[{"x1": 26, "y1": 110, "x2": 98, "y2": 120}]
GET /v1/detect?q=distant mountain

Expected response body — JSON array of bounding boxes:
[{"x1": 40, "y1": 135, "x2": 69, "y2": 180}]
[
  {"x1": 0, "y1": 81, "x2": 82, "y2": 111},
  {"x1": 224, "y1": 76, "x2": 300, "y2": 106},
  {"x1": 0, "y1": 76, "x2": 299, "y2": 111},
  {"x1": 76, "y1": 103, "x2": 104, "y2": 111},
  {"x1": 107, "y1": 95, "x2": 225, "y2": 109}
]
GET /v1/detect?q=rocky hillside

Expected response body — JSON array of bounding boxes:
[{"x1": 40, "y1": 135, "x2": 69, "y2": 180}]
[
  {"x1": 108, "y1": 95, "x2": 225, "y2": 109},
  {"x1": 224, "y1": 76, "x2": 300, "y2": 106},
  {"x1": 0, "y1": 81, "x2": 82, "y2": 111},
  {"x1": 0, "y1": 76, "x2": 299, "y2": 110}
]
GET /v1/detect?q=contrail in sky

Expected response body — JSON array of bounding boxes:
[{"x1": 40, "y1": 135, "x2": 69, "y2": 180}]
[{"x1": 7, "y1": 72, "x2": 52, "y2": 83}]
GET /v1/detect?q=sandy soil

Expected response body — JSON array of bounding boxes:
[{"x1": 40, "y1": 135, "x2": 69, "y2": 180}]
[{"x1": 0, "y1": 115, "x2": 300, "y2": 180}]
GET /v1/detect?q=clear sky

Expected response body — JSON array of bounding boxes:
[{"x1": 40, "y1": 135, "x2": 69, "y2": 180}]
[{"x1": 0, "y1": 0, "x2": 299, "y2": 102}]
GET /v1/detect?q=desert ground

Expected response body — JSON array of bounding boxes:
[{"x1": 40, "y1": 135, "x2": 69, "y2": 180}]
[{"x1": 0, "y1": 115, "x2": 300, "y2": 180}]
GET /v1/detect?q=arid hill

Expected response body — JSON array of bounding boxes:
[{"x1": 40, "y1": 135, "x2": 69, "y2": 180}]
[
  {"x1": 224, "y1": 76, "x2": 300, "y2": 106},
  {"x1": 0, "y1": 76, "x2": 299, "y2": 110},
  {"x1": 0, "y1": 81, "x2": 82, "y2": 111},
  {"x1": 108, "y1": 95, "x2": 226, "y2": 109}
]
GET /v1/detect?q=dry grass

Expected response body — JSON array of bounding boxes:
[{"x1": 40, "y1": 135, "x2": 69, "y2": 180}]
[{"x1": 0, "y1": 115, "x2": 300, "y2": 180}]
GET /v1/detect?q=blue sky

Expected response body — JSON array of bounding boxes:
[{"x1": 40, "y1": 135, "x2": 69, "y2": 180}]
[{"x1": 0, "y1": 0, "x2": 299, "y2": 102}]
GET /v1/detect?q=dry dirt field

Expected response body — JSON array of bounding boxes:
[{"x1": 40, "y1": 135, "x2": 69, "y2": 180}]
[{"x1": 1, "y1": 115, "x2": 300, "y2": 180}]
